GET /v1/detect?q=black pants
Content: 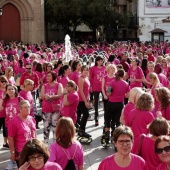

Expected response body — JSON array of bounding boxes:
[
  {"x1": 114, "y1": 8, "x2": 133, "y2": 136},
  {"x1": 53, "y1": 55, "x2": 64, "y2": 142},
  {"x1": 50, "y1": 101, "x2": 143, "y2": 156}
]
[
  {"x1": 0, "y1": 118, "x2": 7, "y2": 137},
  {"x1": 93, "y1": 91, "x2": 103, "y2": 120},
  {"x1": 77, "y1": 101, "x2": 89, "y2": 131},
  {"x1": 105, "y1": 101, "x2": 124, "y2": 131}
]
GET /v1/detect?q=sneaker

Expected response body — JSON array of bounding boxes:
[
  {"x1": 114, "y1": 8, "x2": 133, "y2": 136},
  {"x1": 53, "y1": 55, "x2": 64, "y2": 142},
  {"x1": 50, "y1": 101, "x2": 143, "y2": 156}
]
[
  {"x1": 5, "y1": 160, "x2": 17, "y2": 170},
  {"x1": 2, "y1": 143, "x2": 9, "y2": 150},
  {"x1": 78, "y1": 130, "x2": 91, "y2": 138},
  {"x1": 87, "y1": 115, "x2": 94, "y2": 121}
]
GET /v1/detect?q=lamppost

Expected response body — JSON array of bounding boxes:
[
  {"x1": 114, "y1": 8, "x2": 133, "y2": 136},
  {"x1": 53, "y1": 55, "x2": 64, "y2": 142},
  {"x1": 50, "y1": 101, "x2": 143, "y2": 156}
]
[{"x1": 0, "y1": 8, "x2": 2, "y2": 16}]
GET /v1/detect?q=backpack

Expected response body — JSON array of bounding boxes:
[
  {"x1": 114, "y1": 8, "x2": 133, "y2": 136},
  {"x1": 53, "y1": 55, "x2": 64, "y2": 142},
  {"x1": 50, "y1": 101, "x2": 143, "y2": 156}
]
[{"x1": 61, "y1": 144, "x2": 78, "y2": 170}]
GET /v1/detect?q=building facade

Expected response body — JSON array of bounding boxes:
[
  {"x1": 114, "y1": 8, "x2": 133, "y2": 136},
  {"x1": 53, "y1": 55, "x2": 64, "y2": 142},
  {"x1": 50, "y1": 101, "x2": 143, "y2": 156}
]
[
  {"x1": 0, "y1": 0, "x2": 45, "y2": 43},
  {"x1": 138, "y1": 0, "x2": 170, "y2": 42}
]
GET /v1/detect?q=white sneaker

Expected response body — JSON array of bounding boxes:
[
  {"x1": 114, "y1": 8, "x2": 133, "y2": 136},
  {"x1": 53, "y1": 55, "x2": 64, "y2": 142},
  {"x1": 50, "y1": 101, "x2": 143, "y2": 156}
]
[{"x1": 6, "y1": 160, "x2": 18, "y2": 170}]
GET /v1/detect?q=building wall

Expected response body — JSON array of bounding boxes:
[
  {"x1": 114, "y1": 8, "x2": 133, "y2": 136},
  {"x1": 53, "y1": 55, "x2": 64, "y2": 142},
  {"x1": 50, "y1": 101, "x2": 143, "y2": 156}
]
[
  {"x1": 138, "y1": 0, "x2": 170, "y2": 41},
  {"x1": 0, "y1": 0, "x2": 44, "y2": 43}
]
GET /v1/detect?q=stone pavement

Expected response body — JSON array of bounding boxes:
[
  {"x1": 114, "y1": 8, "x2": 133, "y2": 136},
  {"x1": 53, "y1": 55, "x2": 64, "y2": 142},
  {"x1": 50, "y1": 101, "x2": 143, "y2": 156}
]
[{"x1": 0, "y1": 105, "x2": 115, "y2": 170}]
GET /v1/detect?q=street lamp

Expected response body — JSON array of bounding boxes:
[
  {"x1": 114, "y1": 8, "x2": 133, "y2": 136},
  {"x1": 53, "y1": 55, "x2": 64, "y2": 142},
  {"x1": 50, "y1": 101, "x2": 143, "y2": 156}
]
[{"x1": 0, "y1": 8, "x2": 2, "y2": 16}]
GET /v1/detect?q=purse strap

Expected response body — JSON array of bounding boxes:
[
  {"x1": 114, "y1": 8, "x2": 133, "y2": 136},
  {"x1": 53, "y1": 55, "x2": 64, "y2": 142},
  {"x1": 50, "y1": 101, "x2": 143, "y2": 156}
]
[
  {"x1": 129, "y1": 110, "x2": 140, "y2": 127},
  {"x1": 61, "y1": 144, "x2": 78, "y2": 159},
  {"x1": 137, "y1": 134, "x2": 146, "y2": 155}
]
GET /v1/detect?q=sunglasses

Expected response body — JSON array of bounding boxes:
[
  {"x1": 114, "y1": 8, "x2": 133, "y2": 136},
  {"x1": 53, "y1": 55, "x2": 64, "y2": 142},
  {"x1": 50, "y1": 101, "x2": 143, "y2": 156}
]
[
  {"x1": 28, "y1": 154, "x2": 44, "y2": 162},
  {"x1": 155, "y1": 145, "x2": 170, "y2": 154},
  {"x1": 26, "y1": 68, "x2": 31, "y2": 70}
]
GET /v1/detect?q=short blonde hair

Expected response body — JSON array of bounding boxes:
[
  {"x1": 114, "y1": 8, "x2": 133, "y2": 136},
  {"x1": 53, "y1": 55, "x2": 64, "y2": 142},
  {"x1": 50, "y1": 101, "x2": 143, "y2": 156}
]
[
  {"x1": 106, "y1": 64, "x2": 117, "y2": 73},
  {"x1": 19, "y1": 100, "x2": 30, "y2": 108},
  {"x1": 129, "y1": 87, "x2": 144, "y2": 104}
]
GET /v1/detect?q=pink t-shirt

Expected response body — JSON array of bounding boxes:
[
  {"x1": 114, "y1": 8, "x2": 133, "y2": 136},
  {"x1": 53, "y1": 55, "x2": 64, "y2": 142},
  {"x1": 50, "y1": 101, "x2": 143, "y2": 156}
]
[
  {"x1": 156, "y1": 163, "x2": 167, "y2": 170},
  {"x1": 161, "y1": 106, "x2": 170, "y2": 121},
  {"x1": 49, "y1": 141, "x2": 84, "y2": 169},
  {"x1": 19, "y1": 161, "x2": 62, "y2": 170},
  {"x1": 127, "y1": 109, "x2": 154, "y2": 139},
  {"x1": 127, "y1": 66, "x2": 144, "y2": 89},
  {"x1": 78, "y1": 77, "x2": 90, "y2": 101},
  {"x1": 158, "y1": 73, "x2": 169, "y2": 87},
  {"x1": 123, "y1": 102, "x2": 135, "y2": 125},
  {"x1": 8, "y1": 115, "x2": 36, "y2": 152},
  {"x1": 59, "y1": 76, "x2": 69, "y2": 88},
  {"x1": 109, "y1": 79, "x2": 130, "y2": 102},
  {"x1": 98, "y1": 153, "x2": 149, "y2": 170},
  {"x1": 42, "y1": 83, "x2": 61, "y2": 113},
  {"x1": 90, "y1": 66, "x2": 106, "y2": 91},
  {"x1": 5, "y1": 96, "x2": 23, "y2": 128},
  {"x1": 103, "y1": 75, "x2": 115, "y2": 94},
  {"x1": 61, "y1": 92, "x2": 79, "y2": 124},
  {"x1": 132, "y1": 136, "x2": 161, "y2": 170},
  {"x1": 19, "y1": 90, "x2": 34, "y2": 116},
  {"x1": 70, "y1": 71, "x2": 81, "y2": 85}
]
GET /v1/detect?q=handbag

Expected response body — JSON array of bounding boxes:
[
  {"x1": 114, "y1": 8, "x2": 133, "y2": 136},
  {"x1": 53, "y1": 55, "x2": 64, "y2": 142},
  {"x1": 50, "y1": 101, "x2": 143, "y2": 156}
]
[{"x1": 34, "y1": 112, "x2": 43, "y2": 122}]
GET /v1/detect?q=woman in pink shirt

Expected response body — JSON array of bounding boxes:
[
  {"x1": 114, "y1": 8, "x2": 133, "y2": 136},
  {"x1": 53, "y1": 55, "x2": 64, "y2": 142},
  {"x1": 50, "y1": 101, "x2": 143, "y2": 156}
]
[
  {"x1": 126, "y1": 57, "x2": 144, "y2": 89},
  {"x1": 155, "y1": 135, "x2": 170, "y2": 170},
  {"x1": 89, "y1": 56, "x2": 105, "y2": 126},
  {"x1": 155, "y1": 87, "x2": 170, "y2": 120},
  {"x1": 49, "y1": 117, "x2": 84, "y2": 170},
  {"x1": 69, "y1": 59, "x2": 82, "y2": 85},
  {"x1": 101, "y1": 64, "x2": 116, "y2": 145},
  {"x1": 8, "y1": 100, "x2": 36, "y2": 168},
  {"x1": 5, "y1": 67, "x2": 15, "y2": 85},
  {"x1": 133, "y1": 117, "x2": 169, "y2": 170},
  {"x1": 61, "y1": 80, "x2": 79, "y2": 124},
  {"x1": 127, "y1": 93, "x2": 154, "y2": 146},
  {"x1": 0, "y1": 76, "x2": 8, "y2": 148},
  {"x1": 58, "y1": 65, "x2": 71, "y2": 88},
  {"x1": 19, "y1": 79, "x2": 34, "y2": 116},
  {"x1": 77, "y1": 65, "x2": 91, "y2": 138},
  {"x1": 104, "y1": 69, "x2": 129, "y2": 147},
  {"x1": 98, "y1": 125, "x2": 148, "y2": 170},
  {"x1": 19, "y1": 139, "x2": 62, "y2": 170},
  {"x1": 41, "y1": 71, "x2": 63, "y2": 144},
  {"x1": 4, "y1": 84, "x2": 23, "y2": 131},
  {"x1": 120, "y1": 87, "x2": 144, "y2": 125},
  {"x1": 148, "y1": 72, "x2": 163, "y2": 117}
]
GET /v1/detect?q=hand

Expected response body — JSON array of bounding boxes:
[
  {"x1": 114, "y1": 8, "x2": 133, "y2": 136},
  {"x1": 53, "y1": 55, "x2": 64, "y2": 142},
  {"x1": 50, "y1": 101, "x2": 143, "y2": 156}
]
[
  {"x1": 44, "y1": 94, "x2": 49, "y2": 100},
  {"x1": 10, "y1": 153, "x2": 16, "y2": 161},
  {"x1": 19, "y1": 162, "x2": 30, "y2": 170},
  {"x1": 130, "y1": 78, "x2": 136, "y2": 82},
  {"x1": 104, "y1": 95, "x2": 108, "y2": 100},
  {"x1": 85, "y1": 101, "x2": 90, "y2": 109}
]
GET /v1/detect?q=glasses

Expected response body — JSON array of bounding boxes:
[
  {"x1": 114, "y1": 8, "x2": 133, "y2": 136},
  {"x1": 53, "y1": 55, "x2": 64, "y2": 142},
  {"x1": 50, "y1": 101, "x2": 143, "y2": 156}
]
[
  {"x1": 155, "y1": 145, "x2": 170, "y2": 154},
  {"x1": 1, "y1": 81, "x2": 7, "y2": 83},
  {"x1": 117, "y1": 139, "x2": 132, "y2": 145},
  {"x1": 26, "y1": 68, "x2": 31, "y2": 70},
  {"x1": 47, "y1": 65, "x2": 52, "y2": 67},
  {"x1": 28, "y1": 154, "x2": 44, "y2": 162}
]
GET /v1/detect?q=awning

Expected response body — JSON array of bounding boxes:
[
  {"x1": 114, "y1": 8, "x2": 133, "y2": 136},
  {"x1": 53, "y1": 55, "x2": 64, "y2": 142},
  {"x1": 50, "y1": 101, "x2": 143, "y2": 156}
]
[{"x1": 150, "y1": 28, "x2": 167, "y2": 33}]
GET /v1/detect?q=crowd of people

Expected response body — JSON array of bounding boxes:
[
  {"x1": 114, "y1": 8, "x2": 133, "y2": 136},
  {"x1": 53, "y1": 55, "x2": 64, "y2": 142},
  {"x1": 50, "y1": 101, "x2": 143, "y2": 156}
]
[{"x1": 0, "y1": 40, "x2": 170, "y2": 169}]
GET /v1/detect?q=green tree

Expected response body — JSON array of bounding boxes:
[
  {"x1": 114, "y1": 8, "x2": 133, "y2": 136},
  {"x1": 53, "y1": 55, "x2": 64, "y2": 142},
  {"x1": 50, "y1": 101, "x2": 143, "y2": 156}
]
[{"x1": 47, "y1": 0, "x2": 83, "y2": 41}]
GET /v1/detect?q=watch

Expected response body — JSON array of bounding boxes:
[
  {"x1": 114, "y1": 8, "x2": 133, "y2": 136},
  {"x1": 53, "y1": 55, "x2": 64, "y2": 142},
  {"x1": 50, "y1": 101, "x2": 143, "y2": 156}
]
[{"x1": 11, "y1": 151, "x2": 15, "y2": 154}]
